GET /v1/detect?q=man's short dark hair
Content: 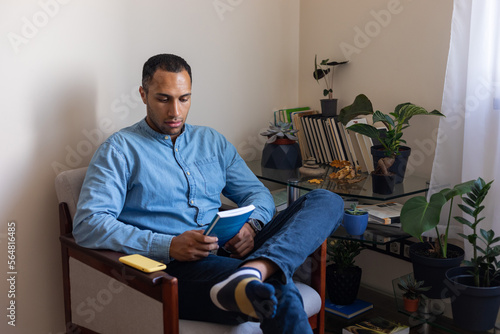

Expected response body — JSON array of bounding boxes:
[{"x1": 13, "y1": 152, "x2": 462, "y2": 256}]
[{"x1": 142, "y1": 54, "x2": 192, "y2": 93}]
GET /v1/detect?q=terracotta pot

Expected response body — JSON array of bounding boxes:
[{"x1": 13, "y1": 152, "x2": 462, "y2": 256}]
[
  {"x1": 403, "y1": 297, "x2": 419, "y2": 313},
  {"x1": 272, "y1": 138, "x2": 296, "y2": 145}
]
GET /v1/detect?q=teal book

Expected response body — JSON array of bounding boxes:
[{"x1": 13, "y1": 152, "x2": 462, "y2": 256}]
[
  {"x1": 204, "y1": 204, "x2": 255, "y2": 246},
  {"x1": 325, "y1": 299, "x2": 373, "y2": 319}
]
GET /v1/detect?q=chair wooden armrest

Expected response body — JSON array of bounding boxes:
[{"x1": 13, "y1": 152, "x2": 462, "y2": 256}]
[{"x1": 59, "y1": 203, "x2": 180, "y2": 334}]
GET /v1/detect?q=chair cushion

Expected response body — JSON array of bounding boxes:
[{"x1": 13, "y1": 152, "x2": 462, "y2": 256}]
[
  {"x1": 70, "y1": 258, "x2": 321, "y2": 334},
  {"x1": 54, "y1": 167, "x2": 88, "y2": 219}
]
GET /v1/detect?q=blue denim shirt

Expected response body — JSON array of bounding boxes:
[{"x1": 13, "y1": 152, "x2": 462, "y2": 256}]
[{"x1": 73, "y1": 118, "x2": 275, "y2": 263}]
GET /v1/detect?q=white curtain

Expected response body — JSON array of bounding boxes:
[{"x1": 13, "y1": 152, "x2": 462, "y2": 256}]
[{"x1": 430, "y1": 0, "x2": 500, "y2": 259}]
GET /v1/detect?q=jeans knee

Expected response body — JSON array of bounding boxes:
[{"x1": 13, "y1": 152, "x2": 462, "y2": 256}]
[{"x1": 307, "y1": 189, "x2": 343, "y2": 209}]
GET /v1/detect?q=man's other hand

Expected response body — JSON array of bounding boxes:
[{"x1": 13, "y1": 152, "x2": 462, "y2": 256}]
[
  {"x1": 225, "y1": 223, "x2": 255, "y2": 258},
  {"x1": 170, "y1": 230, "x2": 219, "y2": 261}
]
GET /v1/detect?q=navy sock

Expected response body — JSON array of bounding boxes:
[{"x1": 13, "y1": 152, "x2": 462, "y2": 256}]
[{"x1": 210, "y1": 268, "x2": 277, "y2": 320}]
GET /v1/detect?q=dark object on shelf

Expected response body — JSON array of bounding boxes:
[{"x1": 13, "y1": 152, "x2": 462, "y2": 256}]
[
  {"x1": 321, "y1": 98, "x2": 338, "y2": 117},
  {"x1": 410, "y1": 242, "x2": 464, "y2": 299},
  {"x1": 371, "y1": 145, "x2": 411, "y2": 184},
  {"x1": 327, "y1": 264, "x2": 362, "y2": 305},
  {"x1": 324, "y1": 298, "x2": 373, "y2": 319},
  {"x1": 371, "y1": 173, "x2": 396, "y2": 195},
  {"x1": 261, "y1": 140, "x2": 302, "y2": 169},
  {"x1": 446, "y1": 266, "x2": 500, "y2": 332}
]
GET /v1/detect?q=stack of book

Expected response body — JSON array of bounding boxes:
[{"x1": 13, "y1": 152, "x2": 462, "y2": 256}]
[
  {"x1": 357, "y1": 202, "x2": 403, "y2": 227},
  {"x1": 272, "y1": 108, "x2": 386, "y2": 172},
  {"x1": 296, "y1": 113, "x2": 377, "y2": 172}
]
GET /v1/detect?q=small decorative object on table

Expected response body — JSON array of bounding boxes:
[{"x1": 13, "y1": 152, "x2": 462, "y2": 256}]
[
  {"x1": 299, "y1": 157, "x2": 326, "y2": 177},
  {"x1": 397, "y1": 274, "x2": 430, "y2": 313},
  {"x1": 343, "y1": 203, "x2": 369, "y2": 236},
  {"x1": 339, "y1": 94, "x2": 444, "y2": 188},
  {"x1": 326, "y1": 239, "x2": 365, "y2": 305},
  {"x1": 260, "y1": 122, "x2": 302, "y2": 169},
  {"x1": 343, "y1": 316, "x2": 409, "y2": 334},
  {"x1": 328, "y1": 160, "x2": 365, "y2": 184},
  {"x1": 313, "y1": 55, "x2": 348, "y2": 117}
]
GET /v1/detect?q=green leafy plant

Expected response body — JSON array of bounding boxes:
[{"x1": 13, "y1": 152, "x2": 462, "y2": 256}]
[
  {"x1": 345, "y1": 203, "x2": 367, "y2": 216},
  {"x1": 327, "y1": 239, "x2": 365, "y2": 271},
  {"x1": 313, "y1": 55, "x2": 348, "y2": 99},
  {"x1": 260, "y1": 122, "x2": 298, "y2": 143},
  {"x1": 401, "y1": 180, "x2": 474, "y2": 258},
  {"x1": 397, "y1": 274, "x2": 431, "y2": 300},
  {"x1": 455, "y1": 178, "x2": 499, "y2": 287},
  {"x1": 339, "y1": 94, "x2": 444, "y2": 175}
]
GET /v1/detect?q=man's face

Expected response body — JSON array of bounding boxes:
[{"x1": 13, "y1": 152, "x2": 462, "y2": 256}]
[{"x1": 139, "y1": 69, "x2": 192, "y2": 140}]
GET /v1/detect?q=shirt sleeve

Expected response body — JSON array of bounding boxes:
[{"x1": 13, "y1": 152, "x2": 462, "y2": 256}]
[
  {"x1": 221, "y1": 141, "x2": 276, "y2": 225},
  {"x1": 72, "y1": 141, "x2": 173, "y2": 263}
]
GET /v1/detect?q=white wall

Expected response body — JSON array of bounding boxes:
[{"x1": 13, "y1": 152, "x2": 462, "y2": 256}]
[{"x1": 0, "y1": 1, "x2": 299, "y2": 332}]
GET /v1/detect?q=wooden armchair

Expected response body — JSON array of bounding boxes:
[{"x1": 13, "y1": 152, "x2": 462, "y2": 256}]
[{"x1": 56, "y1": 167, "x2": 326, "y2": 334}]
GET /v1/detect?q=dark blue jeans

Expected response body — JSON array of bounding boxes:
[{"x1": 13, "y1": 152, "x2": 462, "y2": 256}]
[{"x1": 165, "y1": 189, "x2": 343, "y2": 334}]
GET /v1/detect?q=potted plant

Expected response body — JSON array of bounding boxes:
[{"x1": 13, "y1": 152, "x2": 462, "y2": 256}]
[
  {"x1": 400, "y1": 180, "x2": 474, "y2": 298},
  {"x1": 313, "y1": 55, "x2": 348, "y2": 117},
  {"x1": 343, "y1": 203, "x2": 369, "y2": 236},
  {"x1": 326, "y1": 239, "x2": 365, "y2": 305},
  {"x1": 260, "y1": 122, "x2": 301, "y2": 169},
  {"x1": 397, "y1": 274, "x2": 430, "y2": 313},
  {"x1": 339, "y1": 94, "x2": 444, "y2": 187},
  {"x1": 445, "y1": 178, "x2": 500, "y2": 332}
]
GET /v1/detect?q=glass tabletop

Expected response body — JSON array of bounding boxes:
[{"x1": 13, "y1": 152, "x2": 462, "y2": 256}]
[
  {"x1": 246, "y1": 160, "x2": 429, "y2": 201},
  {"x1": 332, "y1": 223, "x2": 410, "y2": 245}
]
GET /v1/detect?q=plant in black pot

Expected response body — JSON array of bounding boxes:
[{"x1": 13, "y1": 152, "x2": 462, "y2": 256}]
[
  {"x1": 326, "y1": 239, "x2": 365, "y2": 305},
  {"x1": 339, "y1": 94, "x2": 444, "y2": 191},
  {"x1": 397, "y1": 274, "x2": 430, "y2": 313},
  {"x1": 445, "y1": 178, "x2": 500, "y2": 332},
  {"x1": 343, "y1": 203, "x2": 369, "y2": 236},
  {"x1": 313, "y1": 55, "x2": 348, "y2": 117},
  {"x1": 260, "y1": 122, "x2": 302, "y2": 169},
  {"x1": 400, "y1": 179, "x2": 474, "y2": 298}
]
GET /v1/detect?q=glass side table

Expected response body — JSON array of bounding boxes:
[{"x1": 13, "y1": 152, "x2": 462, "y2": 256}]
[
  {"x1": 392, "y1": 273, "x2": 497, "y2": 333},
  {"x1": 245, "y1": 159, "x2": 425, "y2": 245},
  {"x1": 245, "y1": 160, "x2": 429, "y2": 202}
]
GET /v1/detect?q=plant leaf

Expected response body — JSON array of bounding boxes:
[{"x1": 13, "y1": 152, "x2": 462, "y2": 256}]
[
  {"x1": 346, "y1": 123, "x2": 380, "y2": 140},
  {"x1": 338, "y1": 94, "x2": 374, "y2": 125},
  {"x1": 401, "y1": 193, "x2": 447, "y2": 240}
]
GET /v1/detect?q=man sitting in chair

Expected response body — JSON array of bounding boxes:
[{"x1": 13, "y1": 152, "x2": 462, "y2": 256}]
[{"x1": 73, "y1": 53, "x2": 343, "y2": 334}]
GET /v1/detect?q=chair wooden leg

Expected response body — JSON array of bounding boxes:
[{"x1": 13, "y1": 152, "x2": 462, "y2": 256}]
[{"x1": 162, "y1": 276, "x2": 179, "y2": 334}]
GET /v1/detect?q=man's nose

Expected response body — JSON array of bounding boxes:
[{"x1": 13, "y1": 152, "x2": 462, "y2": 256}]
[{"x1": 168, "y1": 100, "x2": 182, "y2": 117}]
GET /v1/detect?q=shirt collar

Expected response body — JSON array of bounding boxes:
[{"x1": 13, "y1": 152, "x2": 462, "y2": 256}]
[{"x1": 138, "y1": 117, "x2": 189, "y2": 141}]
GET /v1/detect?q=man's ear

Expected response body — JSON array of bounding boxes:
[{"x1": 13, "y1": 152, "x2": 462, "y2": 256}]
[{"x1": 139, "y1": 86, "x2": 147, "y2": 104}]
